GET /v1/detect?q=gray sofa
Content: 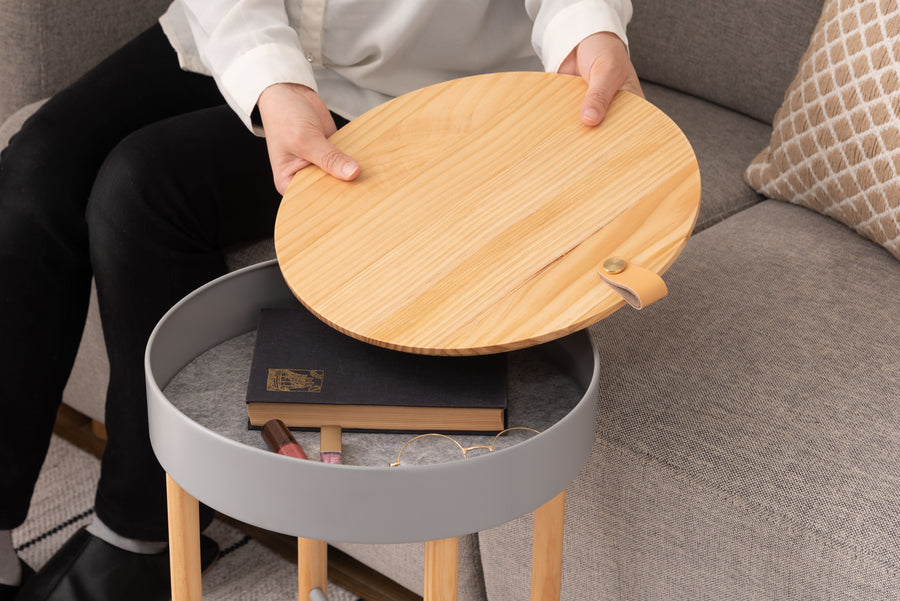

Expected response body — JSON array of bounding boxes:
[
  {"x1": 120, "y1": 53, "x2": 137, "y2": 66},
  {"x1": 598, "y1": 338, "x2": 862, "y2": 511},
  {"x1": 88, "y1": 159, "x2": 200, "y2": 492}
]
[{"x1": 3, "y1": 0, "x2": 898, "y2": 599}]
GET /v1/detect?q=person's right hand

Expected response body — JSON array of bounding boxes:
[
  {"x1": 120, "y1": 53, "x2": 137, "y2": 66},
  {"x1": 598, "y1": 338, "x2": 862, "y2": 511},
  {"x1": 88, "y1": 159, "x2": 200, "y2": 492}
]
[{"x1": 256, "y1": 82, "x2": 360, "y2": 194}]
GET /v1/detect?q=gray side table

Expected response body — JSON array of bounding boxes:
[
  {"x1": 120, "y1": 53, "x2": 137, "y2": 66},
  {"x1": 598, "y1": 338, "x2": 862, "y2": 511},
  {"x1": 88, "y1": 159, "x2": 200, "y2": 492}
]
[{"x1": 145, "y1": 260, "x2": 600, "y2": 601}]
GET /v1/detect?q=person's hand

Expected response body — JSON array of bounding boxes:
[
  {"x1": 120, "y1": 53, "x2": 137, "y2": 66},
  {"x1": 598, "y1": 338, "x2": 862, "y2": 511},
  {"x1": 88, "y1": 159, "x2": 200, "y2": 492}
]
[
  {"x1": 256, "y1": 82, "x2": 360, "y2": 194},
  {"x1": 558, "y1": 31, "x2": 644, "y2": 126}
]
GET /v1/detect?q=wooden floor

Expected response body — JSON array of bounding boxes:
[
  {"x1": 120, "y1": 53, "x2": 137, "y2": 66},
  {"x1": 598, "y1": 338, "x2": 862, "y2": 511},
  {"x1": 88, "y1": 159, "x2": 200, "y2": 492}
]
[{"x1": 53, "y1": 404, "x2": 423, "y2": 601}]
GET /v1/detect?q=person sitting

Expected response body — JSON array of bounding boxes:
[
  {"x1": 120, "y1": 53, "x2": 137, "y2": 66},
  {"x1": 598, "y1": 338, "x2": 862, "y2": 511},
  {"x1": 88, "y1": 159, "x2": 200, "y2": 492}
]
[{"x1": 0, "y1": 1, "x2": 641, "y2": 600}]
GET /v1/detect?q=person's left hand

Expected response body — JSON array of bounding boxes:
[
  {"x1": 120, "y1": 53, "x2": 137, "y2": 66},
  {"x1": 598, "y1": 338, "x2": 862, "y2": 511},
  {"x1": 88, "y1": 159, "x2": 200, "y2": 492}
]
[
  {"x1": 558, "y1": 31, "x2": 643, "y2": 126},
  {"x1": 257, "y1": 82, "x2": 360, "y2": 194}
]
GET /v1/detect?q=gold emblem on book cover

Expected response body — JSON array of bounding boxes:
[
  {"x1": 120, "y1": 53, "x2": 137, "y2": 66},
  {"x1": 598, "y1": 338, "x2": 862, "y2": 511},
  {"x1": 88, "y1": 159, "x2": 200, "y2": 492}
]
[{"x1": 266, "y1": 369, "x2": 324, "y2": 392}]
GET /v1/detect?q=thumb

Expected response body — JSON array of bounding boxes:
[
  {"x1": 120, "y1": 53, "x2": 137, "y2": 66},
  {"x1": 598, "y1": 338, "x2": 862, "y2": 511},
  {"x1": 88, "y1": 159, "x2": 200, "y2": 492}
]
[
  {"x1": 581, "y1": 57, "x2": 623, "y2": 126},
  {"x1": 303, "y1": 135, "x2": 360, "y2": 181},
  {"x1": 575, "y1": 32, "x2": 643, "y2": 127}
]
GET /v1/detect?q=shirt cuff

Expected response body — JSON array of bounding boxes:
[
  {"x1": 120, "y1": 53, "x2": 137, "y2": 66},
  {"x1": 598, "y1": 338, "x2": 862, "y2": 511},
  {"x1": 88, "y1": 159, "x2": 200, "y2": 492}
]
[
  {"x1": 219, "y1": 43, "x2": 318, "y2": 134},
  {"x1": 539, "y1": 2, "x2": 630, "y2": 73}
]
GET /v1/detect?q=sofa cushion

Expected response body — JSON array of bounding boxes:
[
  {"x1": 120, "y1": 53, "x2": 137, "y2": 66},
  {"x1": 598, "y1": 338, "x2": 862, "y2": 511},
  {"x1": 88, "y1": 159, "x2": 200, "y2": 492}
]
[
  {"x1": 627, "y1": 0, "x2": 824, "y2": 124},
  {"x1": 0, "y1": 0, "x2": 170, "y2": 122},
  {"x1": 745, "y1": 0, "x2": 900, "y2": 260},
  {"x1": 479, "y1": 200, "x2": 900, "y2": 600},
  {"x1": 642, "y1": 83, "x2": 773, "y2": 232}
]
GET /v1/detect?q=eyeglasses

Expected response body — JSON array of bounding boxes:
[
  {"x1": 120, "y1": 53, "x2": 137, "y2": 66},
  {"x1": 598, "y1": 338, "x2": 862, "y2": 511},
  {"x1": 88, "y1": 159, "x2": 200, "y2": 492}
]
[{"x1": 389, "y1": 427, "x2": 540, "y2": 467}]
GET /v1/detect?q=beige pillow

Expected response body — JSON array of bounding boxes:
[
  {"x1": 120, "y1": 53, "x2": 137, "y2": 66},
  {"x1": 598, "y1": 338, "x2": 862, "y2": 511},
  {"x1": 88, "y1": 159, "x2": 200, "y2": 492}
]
[{"x1": 744, "y1": 0, "x2": 900, "y2": 260}]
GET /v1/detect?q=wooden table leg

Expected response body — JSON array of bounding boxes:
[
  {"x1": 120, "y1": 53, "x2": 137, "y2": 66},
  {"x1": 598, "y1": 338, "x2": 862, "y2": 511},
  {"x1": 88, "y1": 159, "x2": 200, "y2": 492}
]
[
  {"x1": 298, "y1": 538, "x2": 328, "y2": 601},
  {"x1": 530, "y1": 490, "x2": 566, "y2": 601},
  {"x1": 166, "y1": 474, "x2": 203, "y2": 601},
  {"x1": 424, "y1": 537, "x2": 458, "y2": 601}
]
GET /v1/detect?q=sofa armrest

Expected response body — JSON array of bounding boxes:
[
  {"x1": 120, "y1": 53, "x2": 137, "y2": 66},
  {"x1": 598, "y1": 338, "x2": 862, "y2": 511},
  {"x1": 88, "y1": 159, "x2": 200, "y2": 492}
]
[{"x1": 0, "y1": 0, "x2": 172, "y2": 122}]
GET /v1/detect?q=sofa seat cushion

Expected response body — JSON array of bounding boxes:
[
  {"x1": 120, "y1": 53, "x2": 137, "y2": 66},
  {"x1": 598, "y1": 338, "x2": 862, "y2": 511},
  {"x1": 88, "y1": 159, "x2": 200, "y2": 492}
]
[
  {"x1": 479, "y1": 200, "x2": 899, "y2": 600},
  {"x1": 641, "y1": 82, "x2": 773, "y2": 232}
]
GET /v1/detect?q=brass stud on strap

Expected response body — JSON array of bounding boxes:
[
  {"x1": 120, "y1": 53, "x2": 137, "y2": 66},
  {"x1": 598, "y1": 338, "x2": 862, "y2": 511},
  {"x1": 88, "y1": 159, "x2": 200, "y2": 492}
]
[{"x1": 602, "y1": 257, "x2": 627, "y2": 275}]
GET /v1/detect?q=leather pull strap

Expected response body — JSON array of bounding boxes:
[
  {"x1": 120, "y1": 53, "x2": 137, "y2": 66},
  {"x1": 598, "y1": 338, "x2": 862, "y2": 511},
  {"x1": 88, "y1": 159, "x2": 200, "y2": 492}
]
[{"x1": 598, "y1": 257, "x2": 667, "y2": 310}]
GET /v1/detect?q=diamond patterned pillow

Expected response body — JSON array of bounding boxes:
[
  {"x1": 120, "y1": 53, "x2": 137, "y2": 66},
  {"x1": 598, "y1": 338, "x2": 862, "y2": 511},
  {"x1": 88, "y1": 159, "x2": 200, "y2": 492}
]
[{"x1": 744, "y1": 0, "x2": 900, "y2": 260}]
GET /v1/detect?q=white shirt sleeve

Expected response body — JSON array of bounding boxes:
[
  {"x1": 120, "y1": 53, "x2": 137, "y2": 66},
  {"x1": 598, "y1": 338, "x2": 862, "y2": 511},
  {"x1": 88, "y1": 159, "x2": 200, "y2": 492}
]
[
  {"x1": 525, "y1": 0, "x2": 632, "y2": 72},
  {"x1": 173, "y1": 0, "x2": 317, "y2": 132}
]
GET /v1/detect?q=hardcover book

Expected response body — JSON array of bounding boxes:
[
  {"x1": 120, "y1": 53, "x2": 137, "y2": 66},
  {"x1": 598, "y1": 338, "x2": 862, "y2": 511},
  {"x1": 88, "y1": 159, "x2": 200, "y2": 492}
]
[{"x1": 246, "y1": 308, "x2": 508, "y2": 432}]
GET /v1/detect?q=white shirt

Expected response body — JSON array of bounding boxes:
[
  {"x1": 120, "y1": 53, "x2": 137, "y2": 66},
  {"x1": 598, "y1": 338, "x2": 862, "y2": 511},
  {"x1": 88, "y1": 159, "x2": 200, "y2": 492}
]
[{"x1": 160, "y1": 0, "x2": 632, "y2": 133}]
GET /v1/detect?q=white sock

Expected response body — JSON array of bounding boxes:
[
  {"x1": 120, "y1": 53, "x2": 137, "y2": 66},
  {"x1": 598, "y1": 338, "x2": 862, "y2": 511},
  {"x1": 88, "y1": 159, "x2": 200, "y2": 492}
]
[
  {"x1": 0, "y1": 530, "x2": 21, "y2": 587},
  {"x1": 86, "y1": 518, "x2": 168, "y2": 555}
]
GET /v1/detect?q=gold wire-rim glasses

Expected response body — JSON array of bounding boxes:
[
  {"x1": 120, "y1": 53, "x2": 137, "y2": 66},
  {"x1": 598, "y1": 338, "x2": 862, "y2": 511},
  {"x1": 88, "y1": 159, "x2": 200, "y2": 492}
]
[{"x1": 389, "y1": 427, "x2": 541, "y2": 467}]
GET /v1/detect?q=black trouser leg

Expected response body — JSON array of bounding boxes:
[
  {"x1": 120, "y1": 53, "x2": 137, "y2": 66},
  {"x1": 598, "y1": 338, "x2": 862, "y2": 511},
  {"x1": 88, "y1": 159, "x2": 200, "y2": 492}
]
[
  {"x1": 0, "y1": 24, "x2": 226, "y2": 530},
  {"x1": 87, "y1": 106, "x2": 278, "y2": 539}
]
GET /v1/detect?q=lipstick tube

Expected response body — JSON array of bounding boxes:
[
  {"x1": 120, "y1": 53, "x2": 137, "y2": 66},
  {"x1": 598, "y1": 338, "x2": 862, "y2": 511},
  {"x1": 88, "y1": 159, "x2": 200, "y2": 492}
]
[
  {"x1": 262, "y1": 419, "x2": 308, "y2": 460},
  {"x1": 319, "y1": 425, "x2": 342, "y2": 464}
]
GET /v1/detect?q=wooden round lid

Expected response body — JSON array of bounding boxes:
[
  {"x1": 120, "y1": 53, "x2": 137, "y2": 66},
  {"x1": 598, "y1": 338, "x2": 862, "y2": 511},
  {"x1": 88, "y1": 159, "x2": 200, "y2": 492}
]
[{"x1": 275, "y1": 72, "x2": 700, "y2": 355}]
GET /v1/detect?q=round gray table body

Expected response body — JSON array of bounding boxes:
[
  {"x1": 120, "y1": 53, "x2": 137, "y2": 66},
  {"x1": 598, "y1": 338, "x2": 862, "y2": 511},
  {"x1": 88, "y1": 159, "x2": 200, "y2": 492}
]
[{"x1": 146, "y1": 260, "x2": 600, "y2": 544}]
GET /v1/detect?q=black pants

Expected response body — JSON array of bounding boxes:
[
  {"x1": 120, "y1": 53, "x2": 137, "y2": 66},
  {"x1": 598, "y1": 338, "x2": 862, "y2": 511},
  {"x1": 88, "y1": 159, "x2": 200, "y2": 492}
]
[{"x1": 0, "y1": 25, "x2": 295, "y2": 540}]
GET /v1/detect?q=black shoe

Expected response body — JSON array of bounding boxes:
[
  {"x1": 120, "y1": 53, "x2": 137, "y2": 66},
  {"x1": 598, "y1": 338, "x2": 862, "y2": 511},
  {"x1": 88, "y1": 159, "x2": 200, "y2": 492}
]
[
  {"x1": 15, "y1": 527, "x2": 219, "y2": 601},
  {"x1": 0, "y1": 558, "x2": 34, "y2": 601}
]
